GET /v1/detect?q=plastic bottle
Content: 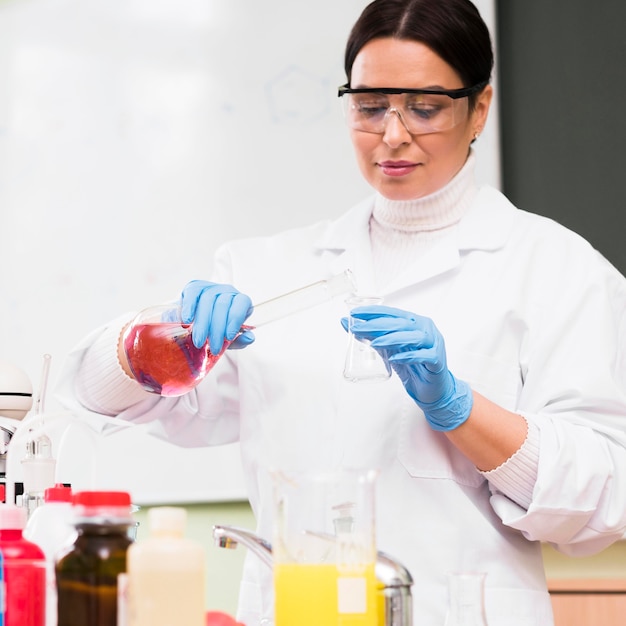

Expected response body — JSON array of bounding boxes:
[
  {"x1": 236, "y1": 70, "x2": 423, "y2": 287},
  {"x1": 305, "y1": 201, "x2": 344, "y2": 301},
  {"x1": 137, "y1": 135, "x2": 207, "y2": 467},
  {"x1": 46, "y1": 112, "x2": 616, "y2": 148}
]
[
  {"x1": 55, "y1": 491, "x2": 134, "y2": 626},
  {"x1": 0, "y1": 503, "x2": 46, "y2": 626},
  {"x1": 127, "y1": 506, "x2": 206, "y2": 626},
  {"x1": 23, "y1": 484, "x2": 75, "y2": 626}
]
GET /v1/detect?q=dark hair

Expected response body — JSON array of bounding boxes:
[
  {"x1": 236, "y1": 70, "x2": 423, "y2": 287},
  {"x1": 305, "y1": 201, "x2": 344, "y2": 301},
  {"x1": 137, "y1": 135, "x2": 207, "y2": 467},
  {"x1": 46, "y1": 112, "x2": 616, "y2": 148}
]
[{"x1": 344, "y1": 0, "x2": 493, "y2": 107}]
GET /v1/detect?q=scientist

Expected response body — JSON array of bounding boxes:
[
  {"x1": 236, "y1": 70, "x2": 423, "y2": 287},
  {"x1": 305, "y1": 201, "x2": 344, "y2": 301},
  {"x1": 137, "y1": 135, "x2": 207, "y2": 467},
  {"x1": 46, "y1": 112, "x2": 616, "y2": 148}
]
[{"x1": 57, "y1": 0, "x2": 626, "y2": 624}]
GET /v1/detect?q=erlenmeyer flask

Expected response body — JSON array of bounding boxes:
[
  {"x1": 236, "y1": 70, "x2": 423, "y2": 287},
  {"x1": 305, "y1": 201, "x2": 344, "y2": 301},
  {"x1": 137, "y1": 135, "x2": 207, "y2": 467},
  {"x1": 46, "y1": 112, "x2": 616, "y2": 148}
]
[
  {"x1": 444, "y1": 571, "x2": 488, "y2": 626},
  {"x1": 343, "y1": 296, "x2": 392, "y2": 383}
]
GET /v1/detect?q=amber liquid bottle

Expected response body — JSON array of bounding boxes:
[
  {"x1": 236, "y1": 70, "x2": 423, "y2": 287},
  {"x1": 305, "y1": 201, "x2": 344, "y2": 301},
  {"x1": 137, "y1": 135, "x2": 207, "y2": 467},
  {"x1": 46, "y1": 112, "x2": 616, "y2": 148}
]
[{"x1": 56, "y1": 491, "x2": 134, "y2": 626}]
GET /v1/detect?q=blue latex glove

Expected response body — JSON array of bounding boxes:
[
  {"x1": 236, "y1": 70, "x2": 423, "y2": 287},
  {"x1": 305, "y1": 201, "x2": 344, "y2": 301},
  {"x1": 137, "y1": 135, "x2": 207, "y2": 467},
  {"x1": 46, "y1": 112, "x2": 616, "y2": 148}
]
[
  {"x1": 342, "y1": 305, "x2": 473, "y2": 431},
  {"x1": 180, "y1": 280, "x2": 255, "y2": 353}
]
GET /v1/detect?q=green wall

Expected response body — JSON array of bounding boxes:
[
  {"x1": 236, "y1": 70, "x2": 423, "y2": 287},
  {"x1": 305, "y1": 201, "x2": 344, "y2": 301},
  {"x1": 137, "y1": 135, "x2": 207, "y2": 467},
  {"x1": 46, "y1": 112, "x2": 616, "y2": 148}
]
[{"x1": 132, "y1": 500, "x2": 256, "y2": 617}]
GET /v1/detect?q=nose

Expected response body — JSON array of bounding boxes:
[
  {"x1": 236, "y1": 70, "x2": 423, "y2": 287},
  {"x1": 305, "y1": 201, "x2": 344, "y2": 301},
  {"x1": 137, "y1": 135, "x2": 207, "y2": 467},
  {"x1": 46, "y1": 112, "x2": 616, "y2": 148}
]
[{"x1": 382, "y1": 108, "x2": 412, "y2": 146}]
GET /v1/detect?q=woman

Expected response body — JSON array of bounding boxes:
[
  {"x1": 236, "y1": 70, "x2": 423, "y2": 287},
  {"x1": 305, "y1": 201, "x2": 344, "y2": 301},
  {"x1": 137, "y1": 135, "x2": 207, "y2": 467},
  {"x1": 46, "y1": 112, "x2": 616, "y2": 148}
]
[{"x1": 58, "y1": 0, "x2": 626, "y2": 624}]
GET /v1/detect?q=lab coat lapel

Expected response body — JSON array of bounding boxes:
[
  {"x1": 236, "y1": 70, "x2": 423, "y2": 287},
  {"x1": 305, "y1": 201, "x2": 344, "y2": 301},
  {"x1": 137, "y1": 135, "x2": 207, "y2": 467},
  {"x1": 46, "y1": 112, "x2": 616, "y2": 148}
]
[
  {"x1": 379, "y1": 240, "x2": 460, "y2": 296},
  {"x1": 314, "y1": 186, "x2": 516, "y2": 296},
  {"x1": 378, "y1": 187, "x2": 517, "y2": 295},
  {"x1": 315, "y1": 197, "x2": 379, "y2": 294}
]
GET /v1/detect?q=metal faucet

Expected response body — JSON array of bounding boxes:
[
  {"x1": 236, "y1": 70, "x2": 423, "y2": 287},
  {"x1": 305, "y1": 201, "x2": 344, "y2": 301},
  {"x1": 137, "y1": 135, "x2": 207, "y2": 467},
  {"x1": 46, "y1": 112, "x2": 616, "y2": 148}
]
[{"x1": 212, "y1": 524, "x2": 413, "y2": 626}]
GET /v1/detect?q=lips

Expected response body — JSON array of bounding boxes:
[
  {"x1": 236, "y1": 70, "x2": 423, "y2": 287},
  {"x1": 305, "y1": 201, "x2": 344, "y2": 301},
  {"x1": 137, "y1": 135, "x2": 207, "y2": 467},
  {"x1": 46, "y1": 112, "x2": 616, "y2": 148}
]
[{"x1": 377, "y1": 160, "x2": 418, "y2": 177}]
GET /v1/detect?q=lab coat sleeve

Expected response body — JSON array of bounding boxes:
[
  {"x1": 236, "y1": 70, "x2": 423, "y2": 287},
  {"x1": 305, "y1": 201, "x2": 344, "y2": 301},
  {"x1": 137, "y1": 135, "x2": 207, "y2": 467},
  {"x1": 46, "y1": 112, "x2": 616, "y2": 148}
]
[
  {"x1": 55, "y1": 246, "x2": 245, "y2": 448},
  {"x1": 489, "y1": 251, "x2": 626, "y2": 557},
  {"x1": 55, "y1": 311, "x2": 242, "y2": 447}
]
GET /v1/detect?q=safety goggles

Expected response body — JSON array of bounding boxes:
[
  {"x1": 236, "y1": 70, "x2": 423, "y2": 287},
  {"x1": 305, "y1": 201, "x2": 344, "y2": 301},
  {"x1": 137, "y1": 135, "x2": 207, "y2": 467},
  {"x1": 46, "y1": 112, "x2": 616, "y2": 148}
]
[{"x1": 337, "y1": 81, "x2": 488, "y2": 135}]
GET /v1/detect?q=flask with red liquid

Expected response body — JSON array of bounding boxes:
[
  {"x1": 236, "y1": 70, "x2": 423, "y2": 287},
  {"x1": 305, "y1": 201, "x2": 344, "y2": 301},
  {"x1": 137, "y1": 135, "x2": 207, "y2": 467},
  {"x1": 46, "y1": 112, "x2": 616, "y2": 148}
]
[
  {"x1": 122, "y1": 270, "x2": 357, "y2": 397},
  {"x1": 122, "y1": 302, "x2": 244, "y2": 397},
  {"x1": 0, "y1": 503, "x2": 46, "y2": 626}
]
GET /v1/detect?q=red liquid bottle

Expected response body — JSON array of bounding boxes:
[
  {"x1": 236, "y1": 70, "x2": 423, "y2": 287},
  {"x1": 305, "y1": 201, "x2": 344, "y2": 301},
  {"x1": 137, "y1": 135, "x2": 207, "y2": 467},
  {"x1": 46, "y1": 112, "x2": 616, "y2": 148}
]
[{"x1": 0, "y1": 504, "x2": 46, "y2": 626}]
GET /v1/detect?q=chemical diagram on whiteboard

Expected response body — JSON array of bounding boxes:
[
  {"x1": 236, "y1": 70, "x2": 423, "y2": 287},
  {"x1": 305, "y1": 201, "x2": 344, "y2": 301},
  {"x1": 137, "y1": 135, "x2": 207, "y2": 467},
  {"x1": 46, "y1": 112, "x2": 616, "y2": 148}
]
[{"x1": 265, "y1": 65, "x2": 331, "y2": 126}]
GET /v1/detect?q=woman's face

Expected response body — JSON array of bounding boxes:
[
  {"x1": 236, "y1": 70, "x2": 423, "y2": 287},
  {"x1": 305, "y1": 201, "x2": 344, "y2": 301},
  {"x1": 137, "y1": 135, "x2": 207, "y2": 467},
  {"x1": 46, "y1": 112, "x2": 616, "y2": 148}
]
[{"x1": 347, "y1": 38, "x2": 492, "y2": 201}]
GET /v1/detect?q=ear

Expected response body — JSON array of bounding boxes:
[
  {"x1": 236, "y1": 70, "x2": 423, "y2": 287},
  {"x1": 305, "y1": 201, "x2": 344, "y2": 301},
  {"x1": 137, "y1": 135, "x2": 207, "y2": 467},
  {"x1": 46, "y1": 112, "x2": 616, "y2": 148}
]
[{"x1": 472, "y1": 84, "x2": 493, "y2": 137}]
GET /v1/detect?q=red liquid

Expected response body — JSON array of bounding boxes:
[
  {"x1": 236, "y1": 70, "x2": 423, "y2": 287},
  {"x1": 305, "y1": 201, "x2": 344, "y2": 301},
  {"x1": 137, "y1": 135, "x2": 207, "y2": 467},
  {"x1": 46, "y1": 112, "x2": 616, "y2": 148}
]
[
  {"x1": 123, "y1": 322, "x2": 229, "y2": 397},
  {"x1": 0, "y1": 530, "x2": 46, "y2": 626}
]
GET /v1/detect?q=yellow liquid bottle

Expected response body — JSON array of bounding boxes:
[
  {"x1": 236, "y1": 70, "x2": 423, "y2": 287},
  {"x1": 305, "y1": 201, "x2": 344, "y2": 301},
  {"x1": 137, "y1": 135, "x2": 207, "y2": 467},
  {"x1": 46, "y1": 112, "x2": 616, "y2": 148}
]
[{"x1": 274, "y1": 562, "x2": 378, "y2": 626}]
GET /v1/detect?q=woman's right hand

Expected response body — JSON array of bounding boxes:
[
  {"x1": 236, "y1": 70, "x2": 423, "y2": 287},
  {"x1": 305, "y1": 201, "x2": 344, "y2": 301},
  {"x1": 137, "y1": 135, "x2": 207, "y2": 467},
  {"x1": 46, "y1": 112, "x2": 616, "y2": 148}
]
[{"x1": 181, "y1": 280, "x2": 255, "y2": 353}]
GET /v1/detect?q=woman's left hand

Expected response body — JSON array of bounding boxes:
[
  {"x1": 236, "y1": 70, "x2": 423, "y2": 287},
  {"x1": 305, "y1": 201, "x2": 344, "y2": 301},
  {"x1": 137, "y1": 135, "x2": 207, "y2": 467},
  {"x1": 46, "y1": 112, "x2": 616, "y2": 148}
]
[{"x1": 342, "y1": 305, "x2": 473, "y2": 431}]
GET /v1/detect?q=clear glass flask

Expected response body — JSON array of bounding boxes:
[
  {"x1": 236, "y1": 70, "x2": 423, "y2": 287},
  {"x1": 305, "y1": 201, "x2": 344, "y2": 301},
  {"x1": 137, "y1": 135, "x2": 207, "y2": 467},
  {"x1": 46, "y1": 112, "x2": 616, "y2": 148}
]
[
  {"x1": 444, "y1": 571, "x2": 488, "y2": 626},
  {"x1": 343, "y1": 296, "x2": 392, "y2": 383}
]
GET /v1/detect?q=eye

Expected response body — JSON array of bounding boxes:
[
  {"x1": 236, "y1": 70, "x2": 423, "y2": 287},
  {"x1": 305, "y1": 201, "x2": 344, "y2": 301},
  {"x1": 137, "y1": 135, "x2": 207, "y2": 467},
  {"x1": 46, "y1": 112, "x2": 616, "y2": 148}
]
[
  {"x1": 351, "y1": 94, "x2": 389, "y2": 119},
  {"x1": 405, "y1": 95, "x2": 450, "y2": 120}
]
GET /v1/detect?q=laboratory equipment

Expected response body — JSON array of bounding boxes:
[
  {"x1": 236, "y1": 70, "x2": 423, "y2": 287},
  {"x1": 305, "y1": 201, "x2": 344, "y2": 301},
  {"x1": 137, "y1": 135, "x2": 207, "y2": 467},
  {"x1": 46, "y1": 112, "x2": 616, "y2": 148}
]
[
  {"x1": 21, "y1": 431, "x2": 56, "y2": 517},
  {"x1": 23, "y1": 484, "x2": 75, "y2": 626},
  {"x1": 444, "y1": 572, "x2": 488, "y2": 626},
  {"x1": 123, "y1": 269, "x2": 356, "y2": 396},
  {"x1": 122, "y1": 301, "x2": 232, "y2": 396},
  {"x1": 0, "y1": 360, "x2": 33, "y2": 487},
  {"x1": 213, "y1": 471, "x2": 413, "y2": 626},
  {"x1": 272, "y1": 469, "x2": 378, "y2": 626},
  {"x1": 127, "y1": 507, "x2": 205, "y2": 626},
  {"x1": 0, "y1": 504, "x2": 46, "y2": 626},
  {"x1": 21, "y1": 355, "x2": 56, "y2": 517},
  {"x1": 213, "y1": 524, "x2": 413, "y2": 626},
  {"x1": 343, "y1": 296, "x2": 392, "y2": 383},
  {"x1": 56, "y1": 491, "x2": 134, "y2": 626}
]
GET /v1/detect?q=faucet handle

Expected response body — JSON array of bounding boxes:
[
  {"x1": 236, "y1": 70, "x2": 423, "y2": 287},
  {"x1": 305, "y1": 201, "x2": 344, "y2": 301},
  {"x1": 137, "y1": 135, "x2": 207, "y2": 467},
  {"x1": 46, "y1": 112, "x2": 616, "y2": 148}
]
[{"x1": 212, "y1": 524, "x2": 274, "y2": 569}]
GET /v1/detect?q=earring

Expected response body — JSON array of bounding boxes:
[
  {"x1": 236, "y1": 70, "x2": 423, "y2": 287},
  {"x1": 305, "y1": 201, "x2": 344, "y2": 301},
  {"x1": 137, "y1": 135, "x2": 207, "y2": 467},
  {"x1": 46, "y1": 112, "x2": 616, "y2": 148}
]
[{"x1": 473, "y1": 129, "x2": 481, "y2": 141}]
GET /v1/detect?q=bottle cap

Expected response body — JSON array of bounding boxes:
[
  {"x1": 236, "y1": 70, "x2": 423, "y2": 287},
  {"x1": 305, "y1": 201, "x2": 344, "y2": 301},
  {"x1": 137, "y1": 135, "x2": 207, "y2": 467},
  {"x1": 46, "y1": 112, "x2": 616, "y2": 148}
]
[
  {"x1": 45, "y1": 483, "x2": 72, "y2": 503},
  {"x1": 73, "y1": 491, "x2": 133, "y2": 523},
  {"x1": 148, "y1": 506, "x2": 186, "y2": 534},
  {"x1": 0, "y1": 504, "x2": 27, "y2": 529}
]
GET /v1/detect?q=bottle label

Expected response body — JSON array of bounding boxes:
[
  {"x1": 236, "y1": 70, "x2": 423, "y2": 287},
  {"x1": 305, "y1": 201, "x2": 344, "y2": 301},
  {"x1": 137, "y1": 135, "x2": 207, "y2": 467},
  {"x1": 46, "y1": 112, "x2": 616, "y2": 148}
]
[
  {"x1": 117, "y1": 573, "x2": 128, "y2": 626},
  {"x1": 337, "y1": 576, "x2": 366, "y2": 614}
]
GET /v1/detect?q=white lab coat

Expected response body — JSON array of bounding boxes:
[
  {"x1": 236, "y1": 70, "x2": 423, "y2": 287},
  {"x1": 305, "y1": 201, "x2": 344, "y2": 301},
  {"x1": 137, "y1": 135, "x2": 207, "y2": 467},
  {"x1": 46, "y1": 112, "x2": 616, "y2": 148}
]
[{"x1": 57, "y1": 186, "x2": 626, "y2": 626}]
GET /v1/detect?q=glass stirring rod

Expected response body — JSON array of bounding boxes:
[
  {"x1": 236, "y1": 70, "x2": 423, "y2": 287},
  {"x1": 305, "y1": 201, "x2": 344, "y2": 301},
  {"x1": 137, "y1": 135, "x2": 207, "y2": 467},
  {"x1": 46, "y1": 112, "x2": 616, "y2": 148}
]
[{"x1": 245, "y1": 269, "x2": 357, "y2": 329}]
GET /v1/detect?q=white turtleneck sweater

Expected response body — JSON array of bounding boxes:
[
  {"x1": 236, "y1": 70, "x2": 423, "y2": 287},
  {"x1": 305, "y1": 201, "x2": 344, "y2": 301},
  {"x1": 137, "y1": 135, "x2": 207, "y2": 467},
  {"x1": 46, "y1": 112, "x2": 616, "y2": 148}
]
[
  {"x1": 368, "y1": 153, "x2": 540, "y2": 509},
  {"x1": 370, "y1": 151, "x2": 477, "y2": 290}
]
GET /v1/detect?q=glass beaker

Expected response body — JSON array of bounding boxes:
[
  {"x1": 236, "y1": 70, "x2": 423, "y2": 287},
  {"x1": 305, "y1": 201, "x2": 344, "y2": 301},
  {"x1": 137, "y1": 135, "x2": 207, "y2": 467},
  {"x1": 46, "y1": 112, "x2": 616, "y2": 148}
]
[
  {"x1": 343, "y1": 296, "x2": 392, "y2": 383},
  {"x1": 122, "y1": 301, "x2": 243, "y2": 397},
  {"x1": 272, "y1": 469, "x2": 378, "y2": 626}
]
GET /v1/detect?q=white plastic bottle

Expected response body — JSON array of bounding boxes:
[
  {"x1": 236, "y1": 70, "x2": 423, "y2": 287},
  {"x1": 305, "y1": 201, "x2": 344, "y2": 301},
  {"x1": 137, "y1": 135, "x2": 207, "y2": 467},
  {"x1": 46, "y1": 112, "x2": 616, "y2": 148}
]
[
  {"x1": 127, "y1": 506, "x2": 206, "y2": 626},
  {"x1": 23, "y1": 484, "x2": 76, "y2": 626}
]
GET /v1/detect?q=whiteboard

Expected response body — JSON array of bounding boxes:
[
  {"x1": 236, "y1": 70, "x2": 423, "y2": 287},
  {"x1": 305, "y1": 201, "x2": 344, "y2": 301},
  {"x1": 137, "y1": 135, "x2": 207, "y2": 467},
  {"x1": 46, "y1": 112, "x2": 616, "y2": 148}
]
[{"x1": 0, "y1": 0, "x2": 499, "y2": 503}]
